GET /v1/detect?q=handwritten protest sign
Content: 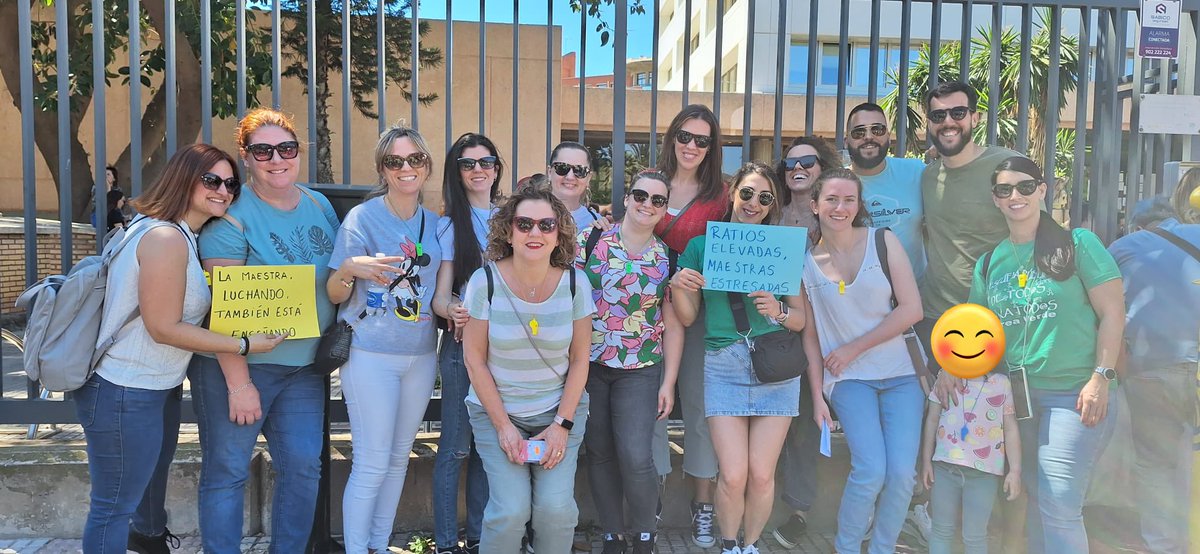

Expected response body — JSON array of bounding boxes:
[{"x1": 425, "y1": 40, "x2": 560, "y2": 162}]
[
  {"x1": 209, "y1": 265, "x2": 319, "y2": 339},
  {"x1": 702, "y1": 222, "x2": 807, "y2": 294}
]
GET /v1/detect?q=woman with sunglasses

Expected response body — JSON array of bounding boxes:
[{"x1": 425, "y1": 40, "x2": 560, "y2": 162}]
[
  {"x1": 965, "y1": 157, "x2": 1124, "y2": 553},
  {"x1": 775, "y1": 136, "x2": 840, "y2": 230},
  {"x1": 671, "y1": 162, "x2": 809, "y2": 554},
  {"x1": 193, "y1": 108, "x2": 341, "y2": 553},
  {"x1": 578, "y1": 170, "x2": 683, "y2": 554},
  {"x1": 431, "y1": 132, "x2": 504, "y2": 554},
  {"x1": 800, "y1": 168, "x2": 925, "y2": 554},
  {"x1": 461, "y1": 182, "x2": 595, "y2": 552},
  {"x1": 653, "y1": 104, "x2": 729, "y2": 547},
  {"x1": 75, "y1": 144, "x2": 284, "y2": 554},
  {"x1": 547, "y1": 141, "x2": 604, "y2": 228},
  {"x1": 323, "y1": 125, "x2": 445, "y2": 553}
]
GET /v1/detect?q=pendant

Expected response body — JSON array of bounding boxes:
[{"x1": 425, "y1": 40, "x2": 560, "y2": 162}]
[
  {"x1": 529, "y1": 318, "x2": 539, "y2": 336},
  {"x1": 416, "y1": 242, "x2": 424, "y2": 257},
  {"x1": 1018, "y1": 271, "x2": 1027, "y2": 288},
  {"x1": 960, "y1": 424, "x2": 970, "y2": 441},
  {"x1": 838, "y1": 280, "x2": 846, "y2": 295}
]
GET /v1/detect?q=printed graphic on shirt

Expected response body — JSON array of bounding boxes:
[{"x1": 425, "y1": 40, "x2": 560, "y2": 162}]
[
  {"x1": 269, "y1": 225, "x2": 335, "y2": 264},
  {"x1": 366, "y1": 237, "x2": 432, "y2": 323},
  {"x1": 986, "y1": 267, "x2": 1059, "y2": 328},
  {"x1": 866, "y1": 196, "x2": 913, "y2": 230}
]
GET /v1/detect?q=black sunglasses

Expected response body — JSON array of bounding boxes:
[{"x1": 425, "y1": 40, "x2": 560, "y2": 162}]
[
  {"x1": 927, "y1": 106, "x2": 973, "y2": 124},
  {"x1": 245, "y1": 141, "x2": 300, "y2": 162},
  {"x1": 629, "y1": 189, "x2": 668, "y2": 208},
  {"x1": 458, "y1": 156, "x2": 498, "y2": 171},
  {"x1": 199, "y1": 173, "x2": 241, "y2": 195},
  {"x1": 382, "y1": 152, "x2": 429, "y2": 170},
  {"x1": 850, "y1": 123, "x2": 888, "y2": 140},
  {"x1": 674, "y1": 130, "x2": 713, "y2": 149},
  {"x1": 513, "y1": 216, "x2": 559, "y2": 234},
  {"x1": 992, "y1": 179, "x2": 1042, "y2": 199},
  {"x1": 781, "y1": 155, "x2": 820, "y2": 171},
  {"x1": 737, "y1": 187, "x2": 775, "y2": 207},
  {"x1": 550, "y1": 161, "x2": 591, "y2": 179}
]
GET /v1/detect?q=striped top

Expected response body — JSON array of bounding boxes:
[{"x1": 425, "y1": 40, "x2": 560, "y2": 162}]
[{"x1": 463, "y1": 263, "x2": 596, "y2": 417}]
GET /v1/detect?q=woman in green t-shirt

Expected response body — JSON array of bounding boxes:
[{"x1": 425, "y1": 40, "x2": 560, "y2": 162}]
[{"x1": 964, "y1": 156, "x2": 1125, "y2": 553}]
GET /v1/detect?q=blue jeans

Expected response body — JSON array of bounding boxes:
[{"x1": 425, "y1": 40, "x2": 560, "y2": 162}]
[
  {"x1": 929, "y1": 462, "x2": 1000, "y2": 554},
  {"x1": 468, "y1": 398, "x2": 588, "y2": 553},
  {"x1": 1125, "y1": 366, "x2": 1197, "y2": 554},
  {"x1": 1020, "y1": 386, "x2": 1117, "y2": 554},
  {"x1": 432, "y1": 336, "x2": 488, "y2": 548},
  {"x1": 189, "y1": 357, "x2": 325, "y2": 554},
  {"x1": 829, "y1": 375, "x2": 925, "y2": 554},
  {"x1": 74, "y1": 373, "x2": 180, "y2": 554},
  {"x1": 779, "y1": 375, "x2": 819, "y2": 512}
]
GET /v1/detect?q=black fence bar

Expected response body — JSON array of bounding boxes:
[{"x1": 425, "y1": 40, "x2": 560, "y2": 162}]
[
  {"x1": 713, "y1": 0, "x2": 724, "y2": 124},
  {"x1": 1129, "y1": 49, "x2": 1145, "y2": 210},
  {"x1": 682, "y1": 0, "x2": 691, "y2": 106},
  {"x1": 378, "y1": 0, "x2": 387, "y2": 134},
  {"x1": 546, "y1": 0, "x2": 553, "y2": 158},
  {"x1": 411, "y1": 1, "x2": 421, "y2": 128},
  {"x1": 897, "y1": 0, "x2": 911, "y2": 155},
  {"x1": 1071, "y1": 7, "x2": 1090, "y2": 226},
  {"x1": 741, "y1": 0, "x2": 755, "y2": 164},
  {"x1": 203, "y1": 0, "x2": 214, "y2": 143},
  {"x1": 165, "y1": 0, "x2": 177, "y2": 158},
  {"x1": 987, "y1": 2, "x2": 1001, "y2": 146},
  {"x1": 307, "y1": 0, "x2": 318, "y2": 181},
  {"x1": 19, "y1": 0, "x2": 35, "y2": 287},
  {"x1": 804, "y1": 0, "x2": 818, "y2": 137},
  {"x1": 342, "y1": 0, "x2": 352, "y2": 184},
  {"x1": 56, "y1": 0, "x2": 71, "y2": 268},
  {"x1": 577, "y1": 1, "x2": 585, "y2": 142},
  {"x1": 650, "y1": 0, "x2": 660, "y2": 167},
  {"x1": 774, "y1": 0, "x2": 787, "y2": 159},
  {"x1": 445, "y1": 0, "x2": 454, "y2": 153},
  {"x1": 272, "y1": 0, "x2": 282, "y2": 110},
  {"x1": 93, "y1": 0, "x2": 108, "y2": 248},
  {"x1": 511, "y1": 0, "x2": 519, "y2": 191},
  {"x1": 237, "y1": 0, "x2": 247, "y2": 121},
  {"x1": 479, "y1": 0, "x2": 486, "y2": 134},
  {"x1": 612, "y1": 2, "x2": 628, "y2": 220},
  {"x1": 929, "y1": 0, "x2": 942, "y2": 91},
  {"x1": 960, "y1": 0, "x2": 973, "y2": 79},
  {"x1": 130, "y1": 0, "x2": 143, "y2": 195},
  {"x1": 835, "y1": 0, "x2": 850, "y2": 152},
  {"x1": 1044, "y1": 5, "x2": 1061, "y2": 201},
  {"x1": 1017, "y1": 5, "x2": 1033, "y2": 153},
  {"x1": 868, "y1": 0, "x2": 881, "y2": 103}
]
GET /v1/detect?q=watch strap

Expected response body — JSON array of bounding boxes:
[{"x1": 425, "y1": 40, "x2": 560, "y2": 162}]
[{"x1": 554, "y1": 414, "x2": 574, "y2": 430}]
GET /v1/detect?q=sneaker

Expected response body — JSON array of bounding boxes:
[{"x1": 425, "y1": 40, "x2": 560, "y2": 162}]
[
  {"x1": 435, "y1": 547, "x2": 466, "y2": 554},
  {"x1": 771, "y1": 513, "x2": 808, "y2": 549},
  {"x1": 719, "y1": 538, "x2": 742, "y2": 554},
  {"x1": 741, "y1": 541, "x2": 762, "y2": 554},
  {"x1": 127, "y1": 527, "x2": 181, "y2": 554},
  {"x1": 464, "y1": 538, "x2": 480, "y2": 554},
  {"x1": 631, "y1": 533, "x2": 656, "y2": 554},
  {"x1": 601, "y1": 533, "x2": 627, "y2": 554},
  {"x1": 522, "y1": 521, "x2": 535, "y2": 553},
  {"x1": 691, "y1": 502, "x2": 717, "y2": 548},
  {"x1": 899, "y1": 502, "x2": 932, "y2": 549}
]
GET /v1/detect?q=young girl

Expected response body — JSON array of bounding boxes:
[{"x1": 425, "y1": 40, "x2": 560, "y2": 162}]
[{"x1": 920, "y1": 369, "x2": 1022, "y2": 554}]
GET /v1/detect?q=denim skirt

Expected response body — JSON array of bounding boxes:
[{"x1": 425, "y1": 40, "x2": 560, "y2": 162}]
[{"x1": 703, "y1": 341, "x2": 801, "y2": 417}]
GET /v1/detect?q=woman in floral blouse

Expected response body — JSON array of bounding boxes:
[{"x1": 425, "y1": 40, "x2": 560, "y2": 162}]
[{"x1": 577, "y1": 170, "x2": 684, "y2": 554}]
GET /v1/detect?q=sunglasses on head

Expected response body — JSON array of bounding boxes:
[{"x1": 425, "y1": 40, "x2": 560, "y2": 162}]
[
  {"x1": 245, "y1": 141, "x2": 300, "y2": 162},
  {"x1": 513, "y1": 216, "x2": 559, "y2": 234},
  {"x1": 850, "y1": 123, "x2": 888, "y2": 140},
  {"x1": 458, "y1": 156, "x2": 498, "y2": 171},
  {"x1": 927, "y1": 106, "x2": 973, "y2": 124},
  {"x1": 781, "y1": 155, "x2": 820, "y2": 171},
  {"x1": 382, "y1": 152, "x2": 429, "y2": 170},
  {"x1": 674, "y1": 130, "x2": 713, "y2": 149},
  {"x1": 737, "y1": 187, "x2": 776, "y2": 207},
  {"x1": 550, "y1": 161, "x2": 591, "y2": 179},
  {"x1": 199, "y1": 173, "x2": 241, "y2": 195},
  {"x1": 992, "y1": 179, "x2": 1041, "y2": 198},
  {"x1": 629, "y1": 188, "x2": 668, "y2": 208}
]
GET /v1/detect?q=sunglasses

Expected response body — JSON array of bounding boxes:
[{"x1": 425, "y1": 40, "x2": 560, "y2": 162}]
[
  {"x1": 550, "y1": 161, "x2": 591, "y2": 179},
  {"x1": 199, "y1": 173, "x2": 241, "y2": 195},
  {"x1": 245, "y1": 141, "x2": 300, "y2": 162},
  {"x1": 927, "y1": 106, "x2": 973, "y2": 124},
  {"x1": 513, "y1": 216, "x2": 559, "y2": 234},
  {"x1": 781, "y1": 155, "x2": 820, "y2": 171},
  {"x1": 737, "y1": 187, "x2": 776, "y2": 207},
  {"x1": 849, "y1": 123, "x2": 888, "y2": 140},
  {"x1": 992, "y1": 179, "x2": 1042, "y2": 198},
  {"x1": 458, "y1": 156, "x2": 498, "y2": 171},
  {"x1": 629, "y1": 188, "x2": 669, "y2": 208},
  {"x1": 382, "y1": 152, "x2": 429, "y2": 170},
  {"x1": 674, "y1": 130, "x2": 713, "y2": 149}
]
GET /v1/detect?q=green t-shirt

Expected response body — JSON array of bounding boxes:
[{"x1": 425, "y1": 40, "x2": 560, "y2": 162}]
[
  {"x1": 679, "y1": 235, "x2": 783, "y2": 351},
  {"x1": 967, "y1": 228, "x2": 1121, "y2": 391},
  {"x1": 921, "y1": 146, "x2": 1019, "y2": 318}
]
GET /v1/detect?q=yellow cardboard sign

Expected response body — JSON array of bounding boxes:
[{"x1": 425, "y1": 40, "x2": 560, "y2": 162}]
[{"x1": 209, "y1": 265, "x2": 319, "y2": 339}]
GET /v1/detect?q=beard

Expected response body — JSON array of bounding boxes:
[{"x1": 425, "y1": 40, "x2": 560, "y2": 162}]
[
  {"x1": 849, "y1": 140, "x2": 889, "y2": 170},
  {"x1": 931, "y1": 123, "x2": 973, "y2": 157}
]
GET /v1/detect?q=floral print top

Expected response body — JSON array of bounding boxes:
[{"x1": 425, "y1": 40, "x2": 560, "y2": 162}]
[{"x1": 575, "y1": 225, "x2": 671, "y2": 369}]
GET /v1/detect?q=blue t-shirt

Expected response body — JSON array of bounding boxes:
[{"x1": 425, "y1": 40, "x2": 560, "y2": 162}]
[
  {"x1": 859, "y1": 157, "x2": 927, "y2": 281},
  {"x1": 1108, "y1": 218, "x2": 1200, "y2": 373},
  {"x1": 198, "y1": 185, "x2": 340, "y2": 367},
  {"x1": 329, "y1": 197, "x2": 447, "y2": 355},
  {"x1": 437, "y1": 205, "x2": 496, "y2": 261}
]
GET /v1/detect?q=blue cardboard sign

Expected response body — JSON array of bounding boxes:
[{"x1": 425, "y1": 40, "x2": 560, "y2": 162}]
[{"x1": 702, "y1": 221, "x2": 808, "y2": 295}]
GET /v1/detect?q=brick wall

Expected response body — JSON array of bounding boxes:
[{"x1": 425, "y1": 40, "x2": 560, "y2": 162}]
[{"x1": 1, "y1": 222, "x2": 97, "y2": 314}]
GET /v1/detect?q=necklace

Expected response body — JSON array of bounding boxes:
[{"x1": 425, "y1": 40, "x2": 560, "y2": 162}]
[
  {"x1": 959, "y1": 374, "x2": 991, "y2": 441},
  {"x1": 618, "y1": 226, "x2": 653, "y2": 274},
  {"x1": 386, "y1": 195, "x2": 425, "y2": 256},
  {"x1": 507, "y1": 265, "x2": 553, "y2": 335},
  {"x1": 1008, "y1": 239, "x2": 1034, "y2": 288}
]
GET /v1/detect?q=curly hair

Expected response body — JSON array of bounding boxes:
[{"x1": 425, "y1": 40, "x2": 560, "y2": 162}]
[
  {"x1": 485, "y1": 179, "x2": 578, "y2": 270},
  {"x1": 775, "y1": 135, "x2": 842, "y2": 206}
]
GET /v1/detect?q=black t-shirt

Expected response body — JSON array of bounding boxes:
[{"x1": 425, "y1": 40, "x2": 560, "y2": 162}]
[{"x1": 106, "y1": 208, "x2": 127, "y2": 232}]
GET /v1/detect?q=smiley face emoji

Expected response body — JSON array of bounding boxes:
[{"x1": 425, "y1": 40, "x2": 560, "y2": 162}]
[{"x1": 930, "y1": 303, "x2": 1006, "y2": 379}]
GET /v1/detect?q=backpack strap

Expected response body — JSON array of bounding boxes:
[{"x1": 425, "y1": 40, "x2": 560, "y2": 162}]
[
  {"x1": 874, "y1": 228, "x2": 897, "y2": 308},
  {"x1": 483, "y1": 262, "x2": 575, "y2": 305},
  {"x1": 569, "y1": 266, "x2": 577, "y2": 298},
  {"x1": 583, "y1": 226, "x2": 603, "y2": 266},
  {"x1": 668, "y1": 249, "x2": 679, "y2": 279},
  {"x1": 1149, "y1": 227, "x2": 1200, "y2": 264},
  {"x1": 980, "y1": 249, "x2": 995, "y2": 283}
]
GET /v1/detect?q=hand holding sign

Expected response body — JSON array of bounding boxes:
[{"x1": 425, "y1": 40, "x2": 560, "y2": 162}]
[
  {"x1": 247, "y1": 331, "x2": 290, "y2": 353},
  {"x1": 671, "y1": 267, "x2": 706, "y2": 292},
  {"x1": 210, "y1": 265, "x2": 320, "y2": 339}
]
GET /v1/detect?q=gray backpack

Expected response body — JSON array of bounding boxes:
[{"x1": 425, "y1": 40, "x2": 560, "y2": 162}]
[{"x1": 15, "y1": 218, "x2": 159, "y2": 392}]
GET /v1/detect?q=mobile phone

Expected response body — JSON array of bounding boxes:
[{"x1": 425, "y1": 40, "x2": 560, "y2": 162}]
[
  {"x1": 523, "y1": 439, "x2": 546, "y2": 463},
  {"x1": 1008, "y1": 366, "x2": 1033, "y2": 420}
]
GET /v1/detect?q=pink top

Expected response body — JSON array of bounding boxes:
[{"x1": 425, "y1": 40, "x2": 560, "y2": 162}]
[
  {"x1": 928, "y1": 373, "x2": 1015, "y2": 476},
  {"x1": 654, "y1": 184, "x2": 729, "y2": 253}
]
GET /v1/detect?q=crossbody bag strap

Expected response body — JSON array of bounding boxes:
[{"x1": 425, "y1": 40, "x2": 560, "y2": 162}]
[
  {"x1": 874, "y1": 227, "x2": 933, "y2": 392},
  {"x1": 1149, "y1": 227, "x2": 1200, "y2": 263},
  {"x1": 496, "y1": 266, "x2": 564, "y2": 373},
  {"x1": 658, "y1": 195, "x2": 701, "y2": 241}
]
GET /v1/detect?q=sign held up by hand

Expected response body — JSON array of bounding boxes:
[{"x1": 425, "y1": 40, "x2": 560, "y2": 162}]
[
  {"x1": 209, "y1": 265, "x2": 320, "y2": 339},
  {"x1": 702, "y1": 222, "x2": 808, "y2": 295}
]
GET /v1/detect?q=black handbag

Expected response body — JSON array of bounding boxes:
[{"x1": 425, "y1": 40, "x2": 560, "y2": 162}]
[
  {"x1": 311, "y1": 319, "x2": 354, "y2": 375},
  {"x1": 727, "y1": 292, "x2": 807, "y2": 383}
]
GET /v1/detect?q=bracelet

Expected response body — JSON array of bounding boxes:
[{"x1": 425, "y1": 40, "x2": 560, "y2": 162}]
[
  {"x1": 238, "y1": 335, "x2": 250, "y2": 356},
  {"x1": 339, "y1": 277, "x2": 354, "y2": 289},
  {"x1": 228, "y1": 380, "x2": 254, "y2": 396}
]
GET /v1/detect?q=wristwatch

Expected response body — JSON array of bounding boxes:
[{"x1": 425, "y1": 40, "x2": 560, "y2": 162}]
[
  {"x1": 553, "y1": 414, "x2": 575, "y2": 430},
  {"x1": 1094, "y1": 366, "x2": 1117, "y2": 381}
]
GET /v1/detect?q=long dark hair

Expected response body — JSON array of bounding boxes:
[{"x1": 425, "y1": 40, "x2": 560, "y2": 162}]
[
  {"x1": 657, "y1": 104, "x2": 724, "y2": 202},
  {"x1": 993, "y1": 156, "x2": 1076, "y2": 281},
  {"x1": 443, "y1": 133, "x2": 504, "y2": 293},
  {"x1": 808, "y1": 168, "x2": 872, "y2": 244}
]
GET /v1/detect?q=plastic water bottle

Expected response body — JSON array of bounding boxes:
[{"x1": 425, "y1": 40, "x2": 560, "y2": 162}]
[{"x1": 365, "y1": 252, "x2": 390, "y2": 317}]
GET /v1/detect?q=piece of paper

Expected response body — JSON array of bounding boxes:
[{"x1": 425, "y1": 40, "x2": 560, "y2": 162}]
[
  {"x1": 820, "y1": 420, "x2": 832, "y2": 458},
  {"x1": 209, "y1": 265, "x2": 319, "y2": 339},
  {"x1": 701, "y1": 221, "x2": 808, "y2": 295}
]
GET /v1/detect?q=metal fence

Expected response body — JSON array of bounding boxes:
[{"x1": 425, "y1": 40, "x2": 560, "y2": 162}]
[{"x1": 4, "y1": 0, "x2": 1200, "y2": 425}]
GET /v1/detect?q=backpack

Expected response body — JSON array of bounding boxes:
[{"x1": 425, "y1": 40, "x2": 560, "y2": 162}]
[{"x1": 15, "y1": 217, "x2": 161, "y2": 392}]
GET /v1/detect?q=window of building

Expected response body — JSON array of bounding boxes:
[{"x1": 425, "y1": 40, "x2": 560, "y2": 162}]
[
  {"x1": 788, "y1": 44, "x2": 809, "y2": 86},
  {"x1": 691, "y1": 32, "x2": 700, "y2": 52},
  {"x1": 788, "y1": 39, "x2": 922, "y2": 95},
  {"x1": 820, "y1": 44, "x2": 845, "y2": 86},
  {"x1": 635, "y1": 72, "x2": 650, "y2": 86},
  {"x1": 721, "y1": 65, "x2": 738, "y2": 92}
]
